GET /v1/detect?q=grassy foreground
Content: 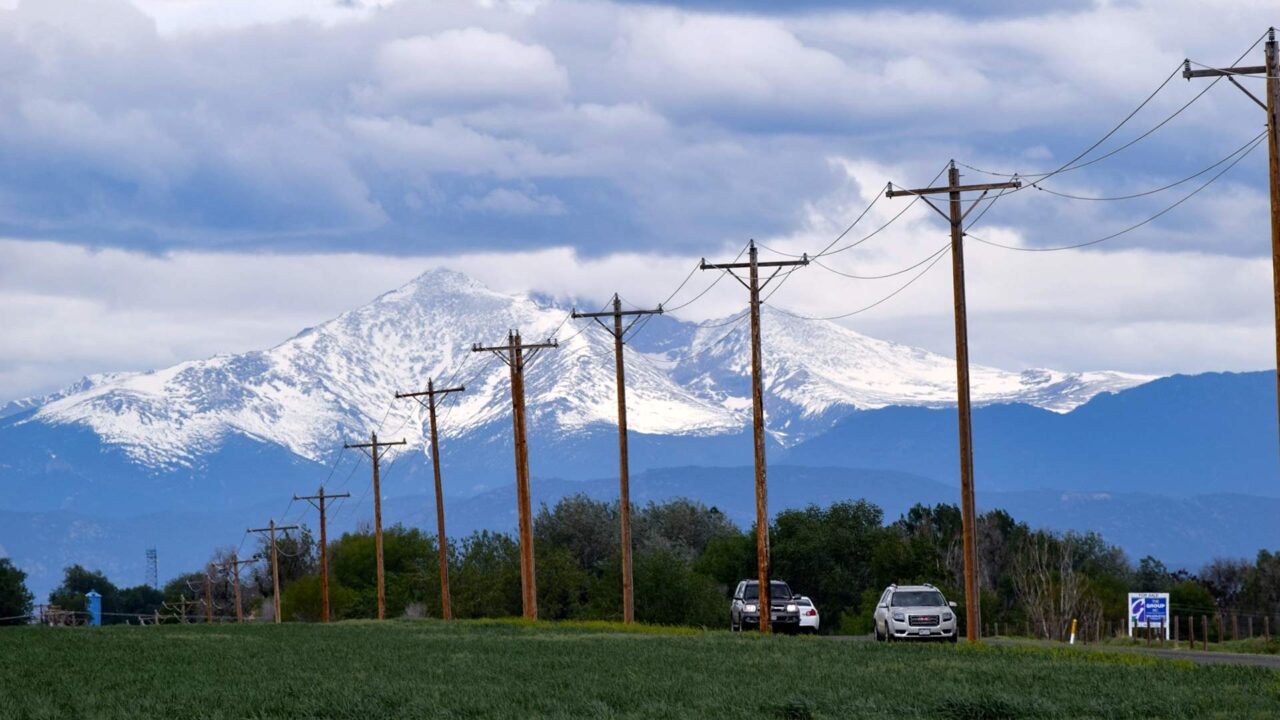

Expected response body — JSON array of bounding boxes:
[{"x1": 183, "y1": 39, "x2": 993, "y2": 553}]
[{"x1": 1, "y1": 620, "x2": 1278, "y2": 719}]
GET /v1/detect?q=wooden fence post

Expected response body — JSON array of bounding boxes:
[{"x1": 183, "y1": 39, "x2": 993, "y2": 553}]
[
  {"x1": 1266, "y1": 615, "x2": 1271, "y2": 642},
  {"x1": 1248, "y1": 615, "x2": 1254, "y2": 640},
  {"x1": 1202, "y1": 615, "x2": 1210, "y2": 650}
]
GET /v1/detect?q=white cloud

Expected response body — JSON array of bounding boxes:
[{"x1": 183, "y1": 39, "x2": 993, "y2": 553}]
[
  {"x1": 0, "y1": 0, "x2": 1278, "y2": 398},
  {"x1": 374, "y1": 28, "x2": 569, "y2": 107},
  {"x1": 129, "y1": 0, "x2": 388, "y2": 35},
  {"x1": 460, "y1": 187, "x2": 565, "y2": 215}
]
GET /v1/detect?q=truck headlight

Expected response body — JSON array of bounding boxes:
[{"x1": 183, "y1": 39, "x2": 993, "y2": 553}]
[
  {"x1": 744, "y1": 604, "x2": 757, "y2": 613},
  {"x1": 943, "y1": 613, "x2": 954, "y2": 622},
  {"x1": 786, "y1": 604, "x2": 798, "y2": 613},
  {"x1": 892, "y1": 612, "x2": 906, "y2": 622}
]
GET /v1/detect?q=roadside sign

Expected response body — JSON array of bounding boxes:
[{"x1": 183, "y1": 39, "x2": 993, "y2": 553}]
[{"x1": 1128, "y1": 592, "x2": 1170, "y2": 640}]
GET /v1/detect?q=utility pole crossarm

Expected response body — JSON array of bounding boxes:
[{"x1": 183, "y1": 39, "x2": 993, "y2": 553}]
[
  {"x1": 1182, "y1": 65, "x2": 1267, "y2": 78},
  {"x1": 699, "y1": 257, "x2": 809, "y2": 270},
  {"x1": 571, "y1": 307, "x2": 664, "y2": 319},
  {"x1": 395, "y1": 387, "x2": 465, "y2": 399},
  {"x1": 471, "y1": 340, "x2": 558, "y2": 353},
  {"x1": 573, "y1": 295, "x2": 663, "y2": 343},
  {"x1": 294, "y1": 492, "x2": 351, "y2": 501},
  {"x1": 1183, "y1": 57, "x2": 1271, "y2": 110},
  {"x1": 294, "y1": 491, "x2": 351, "y2": 505},
  {"x1": 247, "y1": 524, "x2": 300, "y2": 533},
  {"x1": 886, "y1": 180, "x2": 1020, "y2": 197},
  {"x1": 344, "y1": 439, "x2": 407, "y2": 451},
  {"x1": 473, "y1": 331, "x2": 559, "y2": 374}
]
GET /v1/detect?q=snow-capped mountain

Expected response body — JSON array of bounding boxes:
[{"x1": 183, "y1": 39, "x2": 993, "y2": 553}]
[
  {"x1": 13, "y1": 268, "x2": 1152, "y2": 471},
  {"x1": 674, "y1": 306, "x2": 1150, "y2": 440}
]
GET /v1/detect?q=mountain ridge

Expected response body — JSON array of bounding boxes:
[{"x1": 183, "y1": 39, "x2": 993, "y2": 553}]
[{"x1": 8, "y1": 267, "x2": 1153, "y2": 472}]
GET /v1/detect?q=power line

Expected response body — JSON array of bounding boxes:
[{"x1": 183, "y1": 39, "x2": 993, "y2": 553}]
[
  {"x1": 957, "y1": 62, "x2": 1188, "y2": 181},
  {"x1": 769, "y1": 245, "x2": 950, "y2": 322},
  {"x1": 962, "y1": 181, "x2": 1018, "y2": 233},
  {"x1": 1028, "y1": 130, "x2": 1266, "y2": 202},
  {"x1": 811, "y1": 243, "x2": 950, "y2": 280},
  {"x1": 695, "y1": 308, "x2": 751, "y2": 329},
  {"x1": 330, "y1": 451, "x2": 367, "y2": 494},
  {"x1": 437, "y1": 353, "x2": 498, "y2": 429},
  {"x1": 663, "y1": 240, "x2": 750, "y2": 312},
  {"x1": 658, "y1": 262, "x2": 701, "y2": 307},
  {"x1": 920, "y1": 38, "x2": 1260, "y2": 261},
  {"x1": 692, "y1": 312, "x2": 751, "y2": 351},
  {"x1": 759, "y1": 266, "x2": 804, "y2": 303},
  {"x1": 821, "y1": 165, "x2": 950, "y2": 257},
  {"x1": 960, "y1": 31, "x2": 1268, "y2": 184},
  {"x1": 969, "y1": 131, "x2": 1266, "y2": 252},
  {"x1": 753, "y1": 241, "x2": 809, "y2": 259},
  {"x1": 816, "y1": 185, "x2": 889, "y2": 257}
]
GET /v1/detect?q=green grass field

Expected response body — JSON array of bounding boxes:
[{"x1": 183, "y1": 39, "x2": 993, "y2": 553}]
[
  {"x1": 1085, "y1": 635, "x2": 1280, "y2": 656},
  {"x1": 2, "y1": 620, "x2": 1278, "y2": 719}
]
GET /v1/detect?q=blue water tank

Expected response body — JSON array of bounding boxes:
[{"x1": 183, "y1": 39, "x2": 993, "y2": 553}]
[{"x1": 86, "y1": 591, "x2": 102, "y2": 626}]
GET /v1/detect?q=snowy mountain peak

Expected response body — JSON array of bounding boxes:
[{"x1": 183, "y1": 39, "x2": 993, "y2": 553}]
[{"x1": 21, "y1": 269, "x2": 1155, "y2": 468}]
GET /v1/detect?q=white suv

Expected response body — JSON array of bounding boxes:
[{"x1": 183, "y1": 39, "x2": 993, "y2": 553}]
[{"x1": 872, "y1": 584, "x2": 958, "y2": 642}]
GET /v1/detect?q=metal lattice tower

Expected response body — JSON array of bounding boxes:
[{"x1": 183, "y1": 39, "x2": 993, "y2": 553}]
[{"x1": 145, "y1": 548, "x2": 158, "y2": 589}]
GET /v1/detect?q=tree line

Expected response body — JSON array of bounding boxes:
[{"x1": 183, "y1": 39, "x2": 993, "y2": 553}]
[{"x1": 6, "y1": 495, "x2": 1280, "y2": 638}]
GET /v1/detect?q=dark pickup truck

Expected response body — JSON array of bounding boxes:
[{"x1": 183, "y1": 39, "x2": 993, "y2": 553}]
[{"x1": 730, "y1": 579, "x2": 802, "y2": 633}]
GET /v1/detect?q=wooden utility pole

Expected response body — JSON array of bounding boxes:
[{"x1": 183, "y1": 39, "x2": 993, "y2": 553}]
[
  {"x1": 294, "y1": 487, "x2": 351, "y2": 623},
  {"x1": 572, "y1": 294, "x2": 663, "y2": 624},
  {"x1": 700, "y1": 240, "x2": 809, "y2": 634},
  {"x1": 344, "y1": 432, "x2": 407, "y2": 621},
  {"x1": 473, "y1": 330, "x2": 558, "y2": 619},
  {"x1": 204, "y1": 564, "x2": 214, "y2": 624},
  {"x1": 225, "y1": 553, "x2": 256, "y2": 623},
  {"x1": 1183, "y1": 29, "x2": 1280, "y2": 459},
  {"x1": 887, "y1": 163, "x2": 1020, "y2": 642},
  {"x1": 247, "y1": 519, "x2": 300, "y2": 624},
  {"x1": 396, "y1": 379, "x2": 466, "y2": 620}
]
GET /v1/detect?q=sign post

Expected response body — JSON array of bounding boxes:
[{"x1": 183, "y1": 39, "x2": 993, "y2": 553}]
[{"x1": 1128, "y1": 592, "x2": 1170, "y2": 641}]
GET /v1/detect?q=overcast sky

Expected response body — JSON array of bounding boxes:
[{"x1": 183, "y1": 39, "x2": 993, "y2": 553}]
[{"x1": 1, "y1": 0, "x2": 1277, "y2": 402}]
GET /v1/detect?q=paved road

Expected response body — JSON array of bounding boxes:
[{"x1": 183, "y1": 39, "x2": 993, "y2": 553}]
[{"x1": 827, "y1": 634, "x2": 1280, "y2": 668}]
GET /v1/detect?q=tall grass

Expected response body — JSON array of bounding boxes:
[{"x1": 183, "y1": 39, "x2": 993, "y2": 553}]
[{"x1": 1, "y1": 620, "x2": 1276, "y2": 719}]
